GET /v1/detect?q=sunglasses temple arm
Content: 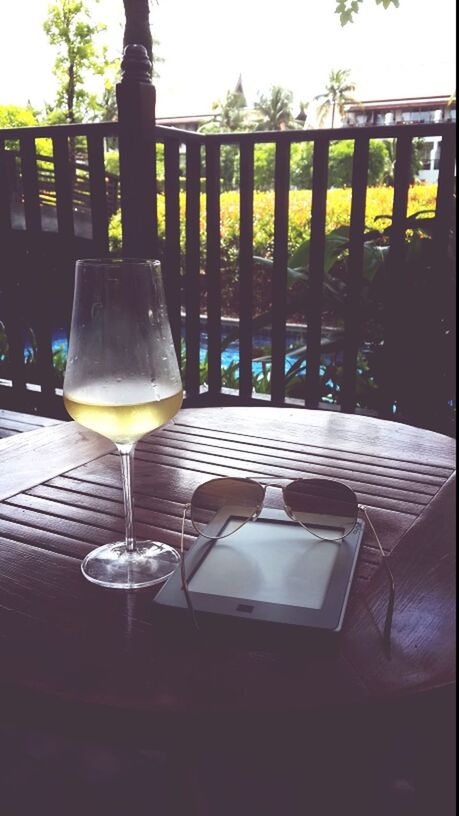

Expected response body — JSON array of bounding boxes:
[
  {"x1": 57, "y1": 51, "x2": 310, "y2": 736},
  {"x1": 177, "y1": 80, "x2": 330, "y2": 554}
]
[
  {"x1": 360, "y1": 505, "x2": 395, "y2": 651},
  {"x1": 180, "y1": 504, "x2": 199, "y2": 631}
]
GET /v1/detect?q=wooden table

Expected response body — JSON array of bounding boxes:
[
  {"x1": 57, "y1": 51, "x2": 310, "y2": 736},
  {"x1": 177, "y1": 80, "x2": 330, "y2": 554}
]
[{"x1": 0, "y1": 406, "x2": 455, "y2": 748}]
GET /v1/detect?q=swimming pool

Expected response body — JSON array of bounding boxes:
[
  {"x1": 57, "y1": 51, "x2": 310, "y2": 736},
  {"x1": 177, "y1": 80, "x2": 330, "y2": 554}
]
[
  {"x1": 45, "y1": 323, "x2": 315, "y2": 375},
  {"x1": 11, "y1": 321, "x2": 338, "y2": 386}
]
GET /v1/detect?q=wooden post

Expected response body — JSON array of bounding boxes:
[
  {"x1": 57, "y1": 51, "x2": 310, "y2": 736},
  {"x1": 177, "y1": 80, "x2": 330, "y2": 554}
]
[{"x1": 116, "y1": 44, "x2": 158, "y2": 258}]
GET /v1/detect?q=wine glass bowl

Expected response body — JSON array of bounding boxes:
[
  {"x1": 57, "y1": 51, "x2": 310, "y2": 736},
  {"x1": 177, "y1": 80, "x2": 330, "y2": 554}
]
[{"x1": 63, "y1": 258, "x2": 183, "y2": 589}]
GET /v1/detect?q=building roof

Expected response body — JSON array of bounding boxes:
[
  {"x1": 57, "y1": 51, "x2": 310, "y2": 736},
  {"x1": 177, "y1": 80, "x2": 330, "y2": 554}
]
[
  {"x1": 346, "y1": 95, "x2": 455, "y2": 111},
  {"x1": 156, "y1": 113, "x2": 216, "y2": 126},
  {"x1": 234, "y1": 74, "x2": 247, "y2": 107}
]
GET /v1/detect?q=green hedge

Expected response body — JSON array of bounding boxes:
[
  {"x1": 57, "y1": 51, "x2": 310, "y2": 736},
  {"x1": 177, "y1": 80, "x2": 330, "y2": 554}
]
[
  {"x1": 109, "y1": 183, "x2": 438, "y2": 264},
  {"x1": 109, "y1": 183, "x2": 437, "y2": 318}
]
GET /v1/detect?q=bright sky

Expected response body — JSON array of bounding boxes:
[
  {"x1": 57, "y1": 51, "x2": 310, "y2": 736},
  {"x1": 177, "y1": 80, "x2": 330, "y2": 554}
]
[{"x1": 0, "y1": 0, "x2": 456, "y2": 118}]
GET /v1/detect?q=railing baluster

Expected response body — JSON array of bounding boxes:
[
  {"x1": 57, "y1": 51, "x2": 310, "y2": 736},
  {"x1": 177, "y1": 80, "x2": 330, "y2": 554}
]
[
  {"x1": 305, "y1": 138, "x2": 329, "y2": 409},
  {"x1": 271, "y1": 139, "x2": 290, "y2": 406},
  {"x1": 19, "y1": 134, "x2": 41, "y2": 236},
  {"x1": 427, "y1": 129, "x2": 456, "y2": 430},
  {"x1": 239, "y1": 140, "x2": 254, "y2": 401},
  {"x1": 434, "y1": 129, "x2": 456, "y2": 252},
  {"x1": 0, "y1": 137, "x2": 12, "y2": 236},
  {"x1": 0, "y1": 136, "x2": 13, "y2": 395},
  {"x1": 19, "y1": 134, "x2": 56, "y2": 409},
  {"x1": 2, "y1": 260, "x2": 27, "y2": 408},
  {"x1": 184, "y1": 140, "x2": 201, "y2": 402},
  {"x1": 32, "y1": 264, "x2": 57, "y2": 410},
  {"x1": 0, "y1": 135, "x2": 13, "y2": 401},
  {"x1": 205, "y1": 140, "x2": 221, "y2": 400},
  {"x1": 379, "y1": 131, "x2": 412, "y2": 419},
  {"x1": 164, "y1": 138, "x2": 182, "y2": 362},
  {"x1": 87, "y1": 131, "x2": 109, "y2": 253},
  {"x1": 52, "y1": 133, "x2": 75, "y2": 240},
  {"x1": 341, "y1": 136, "x2": 370, "y2": 413},
  {"x1": 1, "y1": 140, "x2": 28, "y2": 409}
]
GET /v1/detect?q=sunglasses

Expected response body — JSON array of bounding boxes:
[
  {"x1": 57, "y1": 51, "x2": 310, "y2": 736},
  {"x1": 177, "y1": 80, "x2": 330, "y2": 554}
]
[{"x1": 180, "y1": 476, "x2": 395, "y2": 649}]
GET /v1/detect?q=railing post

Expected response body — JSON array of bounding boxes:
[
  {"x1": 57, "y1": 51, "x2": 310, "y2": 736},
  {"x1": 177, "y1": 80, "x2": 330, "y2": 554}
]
[{"x1": 116, "y1": 43, "x2": 158, "y2": 258}]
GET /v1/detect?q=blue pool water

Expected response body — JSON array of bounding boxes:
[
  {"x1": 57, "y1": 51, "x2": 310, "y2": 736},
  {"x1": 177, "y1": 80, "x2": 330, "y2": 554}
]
[
  {"x1": 40, "y1": 324, "x2": 315, "y2": 377},
  {"x1": 1, "y1": 323, "x2": 359, "y2": 407}
]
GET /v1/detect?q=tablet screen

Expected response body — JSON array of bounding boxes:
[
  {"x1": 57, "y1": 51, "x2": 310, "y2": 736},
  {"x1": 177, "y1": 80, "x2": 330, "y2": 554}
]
[{"x1": 188, "y1": 517, "x2": 340, "y2": 609}]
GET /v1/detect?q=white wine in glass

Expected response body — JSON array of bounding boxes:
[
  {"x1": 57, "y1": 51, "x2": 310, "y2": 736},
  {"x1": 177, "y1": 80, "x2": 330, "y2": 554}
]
[{"x1": 63, "y1": 258, "x2": 183, "y2": 589}]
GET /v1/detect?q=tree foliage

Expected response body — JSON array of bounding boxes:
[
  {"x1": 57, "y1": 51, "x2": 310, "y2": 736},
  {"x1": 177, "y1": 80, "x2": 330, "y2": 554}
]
[
  {"x1": 251, "y1": 140, "x2": 391, "y2": 190},
  {"x1": 254, "y1": 86, "x2": 301, "y2": 131},
  {"x1": 328, "y1": 139, "x2": 389, "y2": 186},
  {"x1": 382, "y1": 137, "x2": 424, "y2": 184},
  {"x1": 251, "y1": 143, "x2": 315, "y2": 191},
  {"x1": 315, "y1": 69, "x2": 356, "y2": 127},
  {"x1": 253, "y1": 144, "x2": 276, "y2": 189},
  {"x1": 0, "y1": 105, "x2": 55, "y2": 155},
  {"x1": 43, "y1": 0, "x2": 114, "y2": 123},
  {"x1": 200, "y1": 90, "x2": 249, "y2": 134},
  {"x1": 335, "y1": 0, "x2": 400, "y2": 26},
  {"x1": 0, "y1": 104, "x2": 41, "y2": 151},
  {"x1": 0, "y1": 104, "x2": 38, "y2": 130},
  {"x1": 290, "y1": 143, "x2": 314, "y2": 189}
]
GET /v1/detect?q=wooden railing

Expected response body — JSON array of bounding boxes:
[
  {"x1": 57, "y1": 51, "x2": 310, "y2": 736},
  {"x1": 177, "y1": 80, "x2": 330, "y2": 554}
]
[
  {"x1": 0, "y1": 121, "x2": 118, "y2": 247},
  {"x1": 156, "y1": 122, "x2": 456, "y2": 430},
  {"x1": 0, "y1": 89, "x2": 456, "y2": 432},
  {"x1": 8, "y1": 149, "x2": 120, "y2": 218}
]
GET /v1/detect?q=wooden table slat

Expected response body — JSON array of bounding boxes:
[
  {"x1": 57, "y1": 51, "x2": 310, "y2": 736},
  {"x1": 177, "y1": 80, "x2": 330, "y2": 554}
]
[
  {"x1": 0, "y1": 406, "x2": 455, "y2": 735},
  {"x1": 61, "y1": 451, "x2": 429, "y2": 517},
  {"x1": 0, "y1": 422, "x2": 114, "y2": 501},
  {"x1": 136, "y1": 435, "x2": 446, "y2": 494},
  {"x1": 152, "y1": 422, "x2": 453, "y2": 477}
]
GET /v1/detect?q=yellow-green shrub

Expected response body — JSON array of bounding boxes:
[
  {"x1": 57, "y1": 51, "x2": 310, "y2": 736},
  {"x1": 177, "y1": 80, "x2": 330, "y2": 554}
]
[{"x1": 109, "y1": 183, "x2": 438, "y2": 262}]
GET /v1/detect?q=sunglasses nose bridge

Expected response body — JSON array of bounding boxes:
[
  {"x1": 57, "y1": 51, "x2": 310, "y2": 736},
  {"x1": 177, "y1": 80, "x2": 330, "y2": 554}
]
[
  {"x1": 251, "y1": 485, "x2": 266, "y2": 520},
  {"x1": 279, "y1": 484, "x2": 295, "y2": 521},
  {"x1": 282, "y1": 499, "x2": 297, "y2": 522}
]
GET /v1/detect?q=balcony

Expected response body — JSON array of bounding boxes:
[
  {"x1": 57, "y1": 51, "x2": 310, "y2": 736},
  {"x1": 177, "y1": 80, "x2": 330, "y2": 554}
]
[{"x1": 0, "y1": 92, "x2": 456, "y2": 435}]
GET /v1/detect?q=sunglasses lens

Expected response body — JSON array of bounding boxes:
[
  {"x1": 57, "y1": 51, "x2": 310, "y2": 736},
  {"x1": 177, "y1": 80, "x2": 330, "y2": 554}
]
[
  {"x1": 284, "y1": 479, "x2": 357, "y2": 540},
  {"x1": 191, "y1": 478, "x2": 264, "y2": 537}
]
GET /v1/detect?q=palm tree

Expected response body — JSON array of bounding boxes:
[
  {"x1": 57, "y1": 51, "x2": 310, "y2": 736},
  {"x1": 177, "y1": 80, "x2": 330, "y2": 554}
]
[
  {"x1": 210, "y1": 90, "x2": 248, "y2": 132},
  {"x1": 295, "y1": 100, "x2": 309, "y2": 128},
  {"x1": 315, "y1": 69, "x2": 356, "y2": 128},
  {"x1": 254, "y1": 86, "x2": 299, "y2": 131}
]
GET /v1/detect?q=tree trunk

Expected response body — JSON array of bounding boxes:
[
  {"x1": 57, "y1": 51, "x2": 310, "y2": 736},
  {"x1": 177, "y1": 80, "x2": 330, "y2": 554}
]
[
  {"x1": 122, "y1": 0, "x2": 153, "y2": 63},
  {"x1": 67, "y1": 61, "x2": 76, "y2": 180},
  {"x1": 67, "y1": 62, "x2": 75, "y2": 124}
]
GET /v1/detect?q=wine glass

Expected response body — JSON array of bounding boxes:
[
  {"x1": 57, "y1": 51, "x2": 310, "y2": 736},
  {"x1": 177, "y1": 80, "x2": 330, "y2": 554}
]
[{"x1": 63, "y1": 258, "x2": 183, "y2": 589}]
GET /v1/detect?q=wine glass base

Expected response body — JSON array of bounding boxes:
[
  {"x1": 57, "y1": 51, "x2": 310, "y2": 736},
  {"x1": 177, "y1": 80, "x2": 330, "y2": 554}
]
[{"x1": 81, "y1": 541, "x2": 181, "y2": 589}]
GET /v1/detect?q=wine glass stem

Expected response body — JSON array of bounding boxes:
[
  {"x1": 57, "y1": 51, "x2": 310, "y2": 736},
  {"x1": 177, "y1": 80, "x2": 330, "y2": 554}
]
[{"x1": 117, "y1": 443, "x2": 136, "y2": 553}]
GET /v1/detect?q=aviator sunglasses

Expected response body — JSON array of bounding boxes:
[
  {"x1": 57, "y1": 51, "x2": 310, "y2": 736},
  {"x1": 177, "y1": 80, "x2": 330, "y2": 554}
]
[{"x1": 180, "y1": 476, "x2": 395, "y2": 648}]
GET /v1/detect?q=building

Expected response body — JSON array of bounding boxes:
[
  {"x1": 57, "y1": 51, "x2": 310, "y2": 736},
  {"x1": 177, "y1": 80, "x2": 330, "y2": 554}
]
[
  {"x1": 343, "y1": 95, "x2": 456, "y2": 182},
  {"x1": 156, "y1": 113, "x2": 216, "y2": 132},
  {"x1": 343, "y1": 94, "x2": 456, "y2": 127},
  {"x1": 156, "y1": 75, "x2": 249, "y2": 133}
]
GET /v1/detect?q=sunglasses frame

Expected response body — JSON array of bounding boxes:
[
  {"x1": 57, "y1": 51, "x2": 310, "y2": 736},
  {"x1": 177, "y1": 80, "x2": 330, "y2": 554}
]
[
  {"x1": 188, "y1": 476, "x2": 360, "y2": 543},
  {"x1": 180, "y1": 475, "x2": 395, "y2": 653}
]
